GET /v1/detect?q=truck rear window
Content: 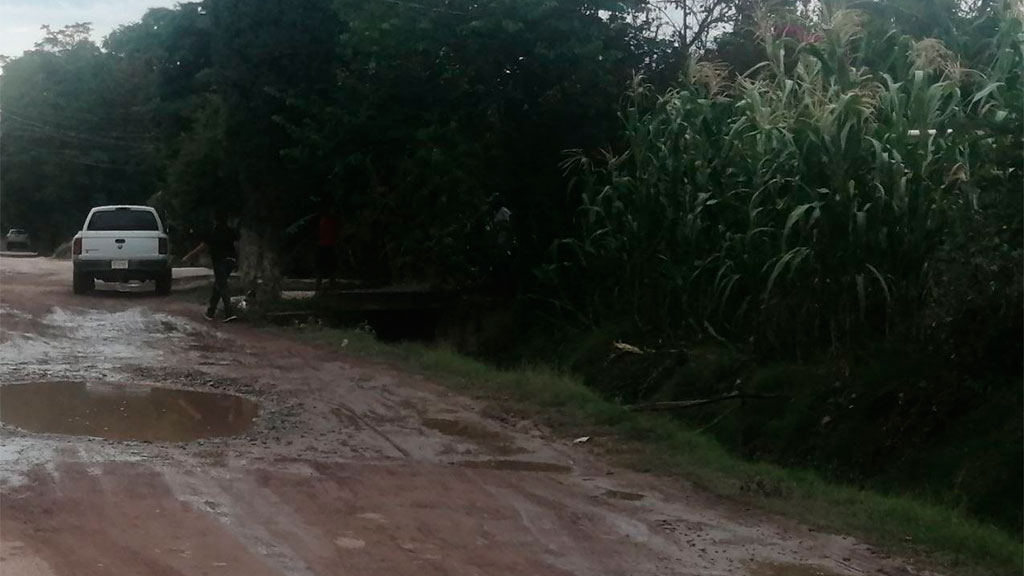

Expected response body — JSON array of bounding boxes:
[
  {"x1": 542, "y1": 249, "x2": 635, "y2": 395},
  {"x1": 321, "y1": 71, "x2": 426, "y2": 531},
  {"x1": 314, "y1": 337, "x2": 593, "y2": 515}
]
[{"x1": 87, "y1": 210, "x2": 159, "y2": 232}]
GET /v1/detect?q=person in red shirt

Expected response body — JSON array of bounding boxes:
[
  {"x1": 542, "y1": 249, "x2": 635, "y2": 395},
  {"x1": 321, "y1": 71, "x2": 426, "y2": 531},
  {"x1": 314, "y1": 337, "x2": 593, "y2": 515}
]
[{"x1": 315, "y1": 204, "x2": 338, "y2": 293}]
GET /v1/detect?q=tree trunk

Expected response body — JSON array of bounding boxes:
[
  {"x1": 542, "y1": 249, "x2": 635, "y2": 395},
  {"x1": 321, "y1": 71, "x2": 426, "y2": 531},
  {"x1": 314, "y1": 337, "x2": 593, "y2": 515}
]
[{"x1": 238, "y1": 226, "x2": 282, "y2": 310}]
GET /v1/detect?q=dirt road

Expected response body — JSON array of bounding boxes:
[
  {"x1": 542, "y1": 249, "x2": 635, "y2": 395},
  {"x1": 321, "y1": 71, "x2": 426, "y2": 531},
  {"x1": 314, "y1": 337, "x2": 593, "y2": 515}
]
[{"x1": 0, "y1": 257, "x2": 931, "y2": 576}]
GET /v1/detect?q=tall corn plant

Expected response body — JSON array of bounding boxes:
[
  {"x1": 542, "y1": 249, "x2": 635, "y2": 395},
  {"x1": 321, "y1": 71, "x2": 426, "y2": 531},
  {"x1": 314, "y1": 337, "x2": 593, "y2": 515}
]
[{"x1": 552, "y1": 7, "x2": 1022, "y2": 355}]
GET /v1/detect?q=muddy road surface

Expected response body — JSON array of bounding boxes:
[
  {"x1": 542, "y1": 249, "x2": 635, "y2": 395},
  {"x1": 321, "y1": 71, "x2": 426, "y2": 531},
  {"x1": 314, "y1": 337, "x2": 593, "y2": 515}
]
[{"x1": 0, "y1": 257, "x2": 932, "y2": 576}]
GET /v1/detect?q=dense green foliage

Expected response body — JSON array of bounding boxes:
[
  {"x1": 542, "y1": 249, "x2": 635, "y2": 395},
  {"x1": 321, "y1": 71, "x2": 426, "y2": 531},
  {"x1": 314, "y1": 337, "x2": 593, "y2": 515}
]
[
  {"x1": 0, "y1": 0, "x2": 1020, "y2": 544},
  {"x1": 290, "y1": 0, "x2": 656, "y2": 285},
  {"x1": 551, "y1": 7, "x2": 1022, "y2": 356}
]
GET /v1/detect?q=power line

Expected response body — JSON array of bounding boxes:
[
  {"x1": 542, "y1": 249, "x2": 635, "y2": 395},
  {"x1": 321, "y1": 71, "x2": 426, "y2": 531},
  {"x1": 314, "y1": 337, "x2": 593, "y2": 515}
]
[
  {"x1": 0, "y1": 103, "x2": 155, "y2": 139},
  {"x1": 0, "y1": 100, "x2": 151, "y2": 123},
  {"x1": 2, "y1": 118, "x2": 156, "y2": 150},
  {"x1": 3, "y1": 143, "x2": 149, "y2": 169},
  {"x1": 4, "y1": 111, "x2": 155, "y2": 141},
  {"x1": 1, "y1": 110, "x2": 155, "y2": 139},
  {"x1": 3, "y1": 129, "x2": 156, "y2": 151}
]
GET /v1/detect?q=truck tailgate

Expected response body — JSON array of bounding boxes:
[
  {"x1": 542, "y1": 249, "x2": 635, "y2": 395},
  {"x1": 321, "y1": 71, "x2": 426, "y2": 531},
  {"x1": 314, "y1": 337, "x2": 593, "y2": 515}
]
[{"x1": 81, "y1": 232, "x2": 161, "y2": 259}]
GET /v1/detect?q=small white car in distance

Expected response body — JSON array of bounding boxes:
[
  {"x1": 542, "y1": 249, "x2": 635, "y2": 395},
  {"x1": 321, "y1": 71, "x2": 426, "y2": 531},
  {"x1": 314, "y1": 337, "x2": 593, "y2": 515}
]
[
  {"x1": 72, "y1": 205, "x2": 172, "y2": 295},
  {"x1": 5, "y1": 228, "x2": 30, "y2": 251}
]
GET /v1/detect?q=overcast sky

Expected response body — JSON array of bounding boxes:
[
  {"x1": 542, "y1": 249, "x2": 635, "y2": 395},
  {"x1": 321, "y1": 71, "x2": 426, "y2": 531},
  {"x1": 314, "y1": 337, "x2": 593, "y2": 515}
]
[{"x1": 0, "y1": 0, "x2": 176, "y2": 58}]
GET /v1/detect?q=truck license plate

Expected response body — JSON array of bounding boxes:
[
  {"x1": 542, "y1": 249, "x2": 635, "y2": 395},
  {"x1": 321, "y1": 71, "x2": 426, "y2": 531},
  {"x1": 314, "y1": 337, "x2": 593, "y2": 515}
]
[{"x1": 111, "y1": 260, "x2": 129, "y2": 270}]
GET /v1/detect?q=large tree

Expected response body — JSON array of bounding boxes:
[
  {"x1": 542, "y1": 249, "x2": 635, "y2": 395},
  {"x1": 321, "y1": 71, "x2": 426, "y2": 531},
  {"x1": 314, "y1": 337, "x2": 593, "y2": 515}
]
[{"x1": 199, "y1": 0, "x2": 340, "y2": 295}]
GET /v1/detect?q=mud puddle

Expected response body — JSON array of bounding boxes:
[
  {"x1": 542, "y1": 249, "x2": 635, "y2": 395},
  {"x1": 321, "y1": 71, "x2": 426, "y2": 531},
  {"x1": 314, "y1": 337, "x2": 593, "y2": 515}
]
[
  {"x1": 455, "y1": 459, "x2": 571, "y2": 473},
  {"x1": 746, "y1": 562, "x2": 845, "y2": 576},
  {"x1": 0, "y1": 381, "x2": 258, "y2": 442}
]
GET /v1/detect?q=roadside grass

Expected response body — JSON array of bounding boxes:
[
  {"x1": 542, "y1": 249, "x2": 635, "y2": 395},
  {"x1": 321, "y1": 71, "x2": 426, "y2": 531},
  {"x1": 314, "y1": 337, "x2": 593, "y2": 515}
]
[{"x1": 302, "y1": 327, "x2": 1022, "y2": 576}]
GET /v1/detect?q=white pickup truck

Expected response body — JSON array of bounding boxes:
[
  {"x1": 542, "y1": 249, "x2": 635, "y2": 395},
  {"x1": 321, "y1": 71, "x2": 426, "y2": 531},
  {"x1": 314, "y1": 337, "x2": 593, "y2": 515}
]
[{"x1": 72, "y1": 205, "x2": 172, "y2": 295}]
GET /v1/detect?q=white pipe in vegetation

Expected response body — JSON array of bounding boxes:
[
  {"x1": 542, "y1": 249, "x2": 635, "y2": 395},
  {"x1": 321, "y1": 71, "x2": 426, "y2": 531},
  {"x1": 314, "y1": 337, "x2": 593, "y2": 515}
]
[{"x1": 907, "y1": 129, "x2": 954, "y2": 136}]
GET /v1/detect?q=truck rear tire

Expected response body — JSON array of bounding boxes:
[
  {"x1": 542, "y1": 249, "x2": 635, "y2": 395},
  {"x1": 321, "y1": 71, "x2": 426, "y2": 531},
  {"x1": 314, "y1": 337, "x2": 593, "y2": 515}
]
[
  {"x1": 155, "y1": 271, "x2": 172, "y2": 295},
  {"x1": 73, "y1": 273, "x2": 94, "y2": 295}
]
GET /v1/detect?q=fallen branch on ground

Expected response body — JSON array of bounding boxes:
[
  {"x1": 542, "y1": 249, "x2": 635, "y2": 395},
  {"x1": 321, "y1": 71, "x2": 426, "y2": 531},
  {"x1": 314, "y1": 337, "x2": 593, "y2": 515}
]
[{"x1": 625, "y1": 392, "x2": 788, "y2": 412}]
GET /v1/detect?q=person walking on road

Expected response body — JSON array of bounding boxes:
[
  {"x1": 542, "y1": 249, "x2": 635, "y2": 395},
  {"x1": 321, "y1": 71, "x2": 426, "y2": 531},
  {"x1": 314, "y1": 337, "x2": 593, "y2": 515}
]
[{"x1": 183, "y1": 210, "x2": 240, "y2": 322}]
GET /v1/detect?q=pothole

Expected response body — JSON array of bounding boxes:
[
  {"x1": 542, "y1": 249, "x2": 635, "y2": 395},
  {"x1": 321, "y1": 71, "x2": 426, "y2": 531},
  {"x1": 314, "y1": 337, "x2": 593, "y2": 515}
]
[
  {"x1": 0, "y1": 381, "x2": 259, "y2": 442},
  {"x1": 455, "y1": 459, "x2": 571, "y2": 473}
]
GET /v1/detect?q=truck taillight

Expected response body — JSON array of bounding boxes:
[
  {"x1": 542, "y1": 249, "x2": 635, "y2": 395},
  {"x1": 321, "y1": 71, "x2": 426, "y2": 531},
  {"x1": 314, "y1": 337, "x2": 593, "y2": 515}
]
[
  {"x1": 158, "y1": 237, "x2": 168, "y2": 255},
  {"x1": 73, "y1": 237, "x2": 82, "y2": 256}
]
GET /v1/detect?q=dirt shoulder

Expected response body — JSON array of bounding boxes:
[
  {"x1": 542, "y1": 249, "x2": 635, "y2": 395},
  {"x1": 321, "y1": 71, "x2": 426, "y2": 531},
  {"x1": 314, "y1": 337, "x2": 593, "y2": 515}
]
[{"x1": 0, "y1": 257, "x2": 943, "y2": 576}]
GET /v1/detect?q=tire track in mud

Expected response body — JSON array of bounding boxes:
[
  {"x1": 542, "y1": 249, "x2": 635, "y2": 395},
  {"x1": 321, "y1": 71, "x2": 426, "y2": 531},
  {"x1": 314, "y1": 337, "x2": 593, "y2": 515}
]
[
  {"x1": 162, "y1": 467, "x2": 319, "y2": 576},
  {"x1": 326, "y1": 399, "x2": 411, "y2": 459},
  {"x1": 266, "y1": 341, "x2": 415, "y2": 460}
]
